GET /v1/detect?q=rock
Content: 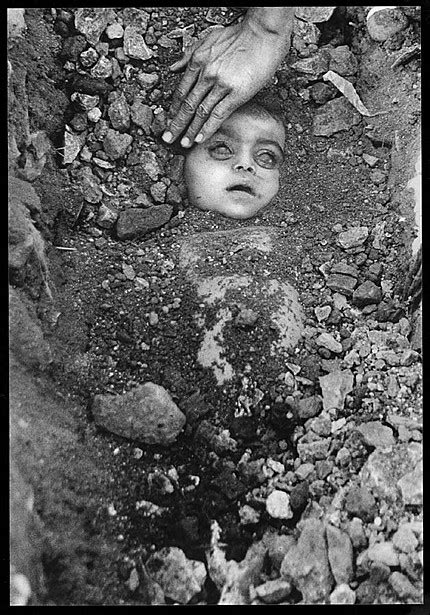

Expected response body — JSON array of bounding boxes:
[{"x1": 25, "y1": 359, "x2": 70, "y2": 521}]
[
  {"x1": 328, "y1": 45, "x2": 358, "y2": 76},
  {"x1": 106, "y1": 22, "x2": 124, "y2": 40},
  {"x1": 140, "y1": 150, "x2": 161, "y2": 180},
  {"x1": 71, "y1": 92, "x2": 100, "y2": 111},
  {"x1": 255, "y1": 579, "x2": 292, "y2": 603},
  {"x1": 353, "y1": 281, "x2": 382, "y2": 306},
  {"x1": 367, "y1": 542, "x2": 399, "y2": 568},
  {"x1": 291, "y1": 50, "x2": 330, "y2": 79},
  {"x1": 297, "y1": 438, "x2": 331, "y2": 463},
  {"x1": 313, "y1": 97, "x2": 361, "y2": 137},
  {"x1": 7, "y1": 7, "x2": 26, "y2": 38},
  {"x1": 310, "y1": 82, "x2": 337, "y2": 105},
  {"x1": 296, "y1": 7, "x2": 336, "y2": 22},
  {"x1": 326, "y1": 524, "x2": 354, "y2": 585},
  {"x1": 297, "y1": 395, "x2": 322, "y2": 420},
  {"x1": 347, "y1": 517, "x2": 367, "y2": 549},
  {"x1": 397, "y1": 462, "x2": 423, "y2": 506},
  {"x1": 137, "y1": 71, "x2": 159, "y2": 89},
  {"x1": 266, "y1": 490, "x2": 293, "y2": 519},
  {"x1": 103, "y1": 129, "x2": 133, "y2": 159},
  {"x1": 90, "y1": 56, "x2": 113, "y2": 79},
  {"x1": 150, "y1": 182, "x2": 168, "y2": 203},
  {"x1": 366, "y1": 7, "x2": 409, "y2": 42},
  {"x1": 360, "y1": 443, "x2": 422, "y2": 503},
  {"x1": 344, "y1": 485, "x2": 376, "y2": 521},
  {"x1": 314, "y1": 305, "x2": 331, "y2": 322},
  {"x1": 330, "y1": 583, "x2": 356, "y2": 604},
  {"x1": 338, "y1": 226, "x2": 369, "y2": 249},
  {"x1": 326, "y1": 273, "x2": 357, "y2": 296},
  {"x1": 74, "y1": 8, "x2": 111, "y2": 46},
  {"x1": 77, "y1": 167, "x2": 103, "y2": 203},
  {"x1": 238, "y1": 504, "x2": 260, "y2": 525},
  {"x1": 97, "y1": 203, "x2": 118, "y2": 229},
  {"x1": 266, "y1": 534, "x2": 297, "y2": 571},
  {"x1": 8, "y1": 177, "x2": 41, "y2": 214},
  {"x1": 108, "y1": 93, "x2": 130, "y2": 131},
  {"x1": 79, "y1": 47, "x2": 99, "y2": 68},
  {"x1": 289, "y1": 481, "x2": 309, "y2": 512},
  {"x1": 130, "y1": 100, "x2": 153, "y2": 132},
  {"x1": 356, "y1": 421, "x2": 395, "y2": 448},
  {"x1": 295, "y1": 463, "x2": 314, "y2": 481},
  {"x1": 363, "y1": 153, "x2": 379, "y2": 167},
  {"x1": 63, "y1": 126, "x2": 87, "y2": 164},
  {"x1": 389, "y1": 571, "x2": 421, "y2": 601},
  {"x1": 392, "y1": 524, "x2": 419, "y2": 554},
  {"x1": 370, "y1": 169, "x2": 387, "y2": 185},
  {"x1": 145, "y1": 546, "x2": 206, "y2": 604},
  {"x1": 124, "y1": 25, "x2": 153, "y2": 60},
  {"x1": 292, "y1": 18, "x2": 320, "y2": 48},
  {"x1": 316, "y1": 332, "x2": 343, "y2": 354},
  {"x1": 9, "y1": 287, "x2": 52, "y2": 369},
  {"x1": 319, "y1": 370, "x2": 354, "y2": 411},
  {"x1": 92, "y1": 382, "x2": 186, "y2": 445},
  {"x1": 280, "y1": 518, "x2": 334, "y2": 603},
  {"x1": 116, "y1": 206, "x2": 173, "y2": 240}
]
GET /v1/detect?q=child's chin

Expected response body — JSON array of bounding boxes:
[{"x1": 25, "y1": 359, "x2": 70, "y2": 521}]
[{"x1": 195, "y1": 203, "x2": 263, "y2": 220}]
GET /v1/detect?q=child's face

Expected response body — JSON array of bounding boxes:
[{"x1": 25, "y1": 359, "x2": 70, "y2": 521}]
[{"x1": 184, "y1": 109, "x2": 285, "y2": 220}]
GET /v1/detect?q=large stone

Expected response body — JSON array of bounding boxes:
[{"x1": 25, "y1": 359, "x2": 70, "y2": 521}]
[
  {"x1": 74, "y1": 8, "x2": 111, "y2": 46},
  {"x1": 9, "y1": 287, "x2": 52, "y2": 369},
  {"x1": 296, "y1": 7, "x2": 336, "y2": 23},
  {"x1": 313, "y1": 97, "x2": 361, "y2": 137},
  {"x1": 344, "y1": 485, "x2": 376, "y2": 521},
  {"x1": 291, "y1": 50, "x2": 330, "y2": 79},
  {"x1": 319, "y1": 370, "x2": 354, "y2": 411},
  {"x1": 63, "y1": 126, "x2": 87, "y2": 164},
  {"x1": 297, "y1": 395, "x2": 322, "y2": 419},
  {"x1": 130, "y1": 101, "x2": 153, "y2": 133},
  {"x1": 338, "y1": 226, "x2": 369, "y2": 249},
  {"x1": 352, "y1": 281, "x2": 382, "y2": 307},
  {"x1": 92, "y1": 383, "x2": 186, "y2": 445},
  {"x1": 359, "y1": 443, "x2": 422, "y2": 502},
  {"x1": 124, "y1": 25, "x2": 153, "y2": 60},
  {"x1": 316, "y1": 332, "x2": 343, "y2": 354},
  {"x1": 389, "y1": 572, "x2": 422, "y2": 601},
  {"x1": 76, "y1": 167, "x2": 103, "y2": 203},
  {"x1": 255, "y1": 578, "x2": 292, "y2": 603},
  {"x1": 146, "y1": 546, "x2": 206, "y2": 604},
  {"x1": 366, "y1": 7, "x2": 409, "y2": 42},
  {"x1": 328, "y1": 45, "x2": 358, "y2": 76},
  {"x1": 116, "y1": 206, "x2": 173, "y2": 240},
  {"x1": 292, "y1": 18, "x2": 320, "y2": 48},
  {"x1": 266, "y1": 490, "x2": 293, "y2": 520},
  {"x1": 281, "y1": 519, "x2": 334, "y2": 603},
  {"x1": 356, "y1": 421, "x2": 395, "y2": 448},
  {"x1": 108, "y1": 93, "x2": 130, "y2": 131},
  {"x1": 326, "y1": 524, "x2": 354, "y2": 585},
  {"x1": 367, "y1": 542, "x2": 399, "y2": 568},
  {"x1": 103, "y1": 129, "x2": 133, "y2": 159},
  {"x1": 326, "y1": 273, "x2": 357, "y2": 297}
]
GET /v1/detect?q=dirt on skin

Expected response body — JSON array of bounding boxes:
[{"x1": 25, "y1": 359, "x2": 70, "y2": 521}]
[{"x1": 9, "y1": 7, "x2": 422, "y2": 606}]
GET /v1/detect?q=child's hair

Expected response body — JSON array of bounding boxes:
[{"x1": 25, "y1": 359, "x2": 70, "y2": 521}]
[{"x1": 237, "y1": 91, "x2": 285, "y2": 128}]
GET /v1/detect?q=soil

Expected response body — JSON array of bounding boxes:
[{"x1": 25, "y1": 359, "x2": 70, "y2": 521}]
[{"x1": 9, "y1": 6, "x2": 422, "y2": 607}]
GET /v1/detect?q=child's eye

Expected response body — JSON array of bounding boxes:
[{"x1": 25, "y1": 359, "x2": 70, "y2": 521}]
[
  {"x1": 208, "y1": 142, "x2": 233, "y2": 160},
  {"x1": 255, "y1": 151, "x2": 279, "y2": 169}
]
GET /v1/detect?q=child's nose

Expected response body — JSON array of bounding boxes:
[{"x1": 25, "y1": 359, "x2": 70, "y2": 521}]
[
  {"x1": 233, "y1": 160, "x2": 256, "y2": 175},
  {"x1": 233, "y1": 152, "x2": 256, "y2": 175}
]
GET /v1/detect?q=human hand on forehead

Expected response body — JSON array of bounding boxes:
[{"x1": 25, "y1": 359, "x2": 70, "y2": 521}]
[{"x1": 162, "y1": 7, "x2": 295, "y2": 149}]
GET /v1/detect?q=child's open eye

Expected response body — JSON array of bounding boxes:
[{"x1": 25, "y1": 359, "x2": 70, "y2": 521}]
[
  {"x1": 255, "y1": 150, "x2": 279, "y2": 169},
  {"x1": 208, "y1": 142, "x2": 233, "y2": 160}
]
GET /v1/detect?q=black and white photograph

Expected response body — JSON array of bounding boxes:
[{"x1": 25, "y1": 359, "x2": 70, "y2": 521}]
[{"x1": 8, "y1": 5, "x2": 423, "y2": 606}]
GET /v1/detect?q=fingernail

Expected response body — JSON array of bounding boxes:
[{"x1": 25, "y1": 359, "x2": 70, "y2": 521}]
[
  {"x1": 162, "y1": 131, "x2": 173, "y2": 143},
  {"x1": 181, "y1": 136, "x2": 191, "y2": 148},
  {"x1": 195, "y1": 133, "x2": 204, "y2": 143}
]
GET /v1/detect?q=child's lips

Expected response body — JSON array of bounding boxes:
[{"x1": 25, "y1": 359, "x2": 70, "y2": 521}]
[{"x1": 225, "y1": 182, "x2": 256, "y2": 197}]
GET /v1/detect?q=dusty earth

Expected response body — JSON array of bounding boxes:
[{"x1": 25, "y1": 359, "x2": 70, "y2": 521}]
[{"x1": 9, "y1": 6, "x2": 423, "y2": 607}]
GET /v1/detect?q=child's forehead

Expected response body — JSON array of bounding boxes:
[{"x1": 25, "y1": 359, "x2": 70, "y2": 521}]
[{"x1": 216, "y1": 110, "x2": 285, "y2": 145}]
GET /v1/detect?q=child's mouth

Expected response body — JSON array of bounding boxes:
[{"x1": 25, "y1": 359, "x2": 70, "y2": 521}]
[{"x1": 226, "y1": 184, "x2": 255, "y2": 197}]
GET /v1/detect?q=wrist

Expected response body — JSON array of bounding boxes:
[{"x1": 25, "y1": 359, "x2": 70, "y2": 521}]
[{"x1": 244, "y1": 6, "x2": 295, "y2": 38}]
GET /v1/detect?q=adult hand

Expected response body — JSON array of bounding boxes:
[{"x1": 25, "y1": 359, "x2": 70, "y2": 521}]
[{"x1": 162, "y1": 7, "x2": 295, "y2": 148}]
